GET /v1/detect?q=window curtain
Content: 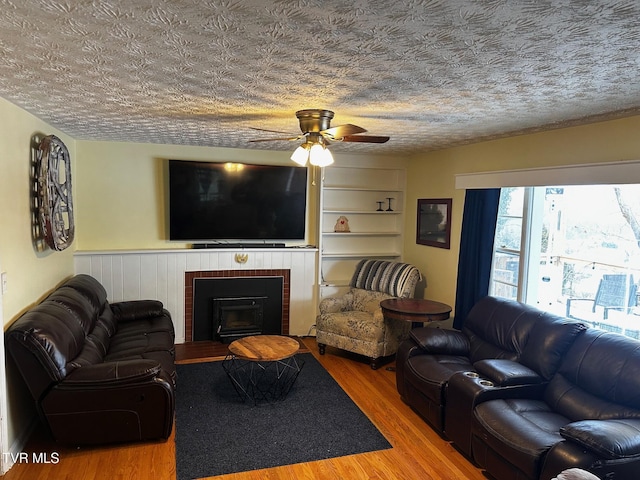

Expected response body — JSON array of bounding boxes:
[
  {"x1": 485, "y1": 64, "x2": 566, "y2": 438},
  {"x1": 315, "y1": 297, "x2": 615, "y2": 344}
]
[{"x1": 453, "y1": 188, "x2": 501, "y2": 329}]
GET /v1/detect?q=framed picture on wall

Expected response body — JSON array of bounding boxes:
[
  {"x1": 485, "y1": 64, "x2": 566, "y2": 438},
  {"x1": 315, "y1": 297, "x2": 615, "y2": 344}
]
[{"x1": 416, "y1": 198, "x2": 452, "y2": 249}]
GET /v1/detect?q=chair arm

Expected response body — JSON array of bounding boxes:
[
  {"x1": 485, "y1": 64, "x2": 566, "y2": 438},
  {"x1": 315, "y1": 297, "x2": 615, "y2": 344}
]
[
  {"x1": 560, "y1": 418, "x2": 640, "y2": 459},
  {"x1": 60, "y1": 360, "x2": 162, "y2": 388},
  {"x1": 318, "y1": 292, "x2": 354, "y2": 314},
  {"x1": 474, "y1": 359, "x2": 545, "y2": 387},
  {"x1": 111, "y1": 300, "x2": 166, "y2": 322},
  {"x1": 409, "y1": 327, "x2": 470, "y2": 355}
]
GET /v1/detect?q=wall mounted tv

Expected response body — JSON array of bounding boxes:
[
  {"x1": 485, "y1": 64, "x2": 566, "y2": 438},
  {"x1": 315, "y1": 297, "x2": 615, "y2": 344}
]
[{"x1": 168, "y1": 160, "x2": 307, "y2": 242}]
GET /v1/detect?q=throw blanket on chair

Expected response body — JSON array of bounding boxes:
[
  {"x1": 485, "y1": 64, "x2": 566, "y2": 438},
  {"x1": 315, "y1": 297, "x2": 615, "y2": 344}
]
[{"x1": 350, "y1": 259, "x2": 421, "y2": 298}]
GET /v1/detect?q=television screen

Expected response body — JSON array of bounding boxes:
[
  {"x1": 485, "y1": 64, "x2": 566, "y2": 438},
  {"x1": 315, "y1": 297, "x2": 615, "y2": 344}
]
[{"x1": 168, "y1": 160, "x2": 307, "y2": 242}]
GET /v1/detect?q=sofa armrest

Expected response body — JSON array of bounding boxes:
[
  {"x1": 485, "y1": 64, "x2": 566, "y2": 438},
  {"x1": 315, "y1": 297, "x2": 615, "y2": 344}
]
[
  {"x1": 560, "y1": 419, "x2": 640, "y2": 459},
  {"x1": 474, "y1": 359, "x2": 545, "y2": 387},
  {"x1": 409, "y1": 327, "x2": 470, "y2": 355},
  {"x1": 111, "y1": 300, "x2": 166, "y2": 322},
  {"x1": 61, "y1": 360, "x2": 162, "y2": 387}
]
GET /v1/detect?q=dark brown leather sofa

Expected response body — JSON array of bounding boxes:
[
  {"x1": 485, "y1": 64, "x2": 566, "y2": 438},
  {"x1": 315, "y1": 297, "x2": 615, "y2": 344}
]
[
  {"x1": 470, "y1": 327, "x2": 640, "y2": 480},
  {"x1": 6, "y1": 274, "x2": 176, "y2": 446},
  {"x1": 396, "y1": 296, "x2": 586, "y2": 439},
  {"x1": 396, "y1": 296, "x2": 640, "y2": 479}
]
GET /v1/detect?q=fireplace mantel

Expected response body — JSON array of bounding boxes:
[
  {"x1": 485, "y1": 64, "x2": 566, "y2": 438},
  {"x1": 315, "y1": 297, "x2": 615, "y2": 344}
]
[{"x1": 74, "y1": 248, "x2": 318, "y2": 343}]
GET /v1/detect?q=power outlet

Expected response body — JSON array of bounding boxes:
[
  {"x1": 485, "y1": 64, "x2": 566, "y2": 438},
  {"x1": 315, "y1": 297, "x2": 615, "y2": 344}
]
[{"x1": 1, "y1": 272, "x2": 7, "y2": 294}]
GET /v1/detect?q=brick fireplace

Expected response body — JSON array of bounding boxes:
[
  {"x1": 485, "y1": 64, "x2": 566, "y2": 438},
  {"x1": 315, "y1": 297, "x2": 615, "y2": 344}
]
[{"x1": 184, "y1": 269, "x2": 290, "y2": 342}]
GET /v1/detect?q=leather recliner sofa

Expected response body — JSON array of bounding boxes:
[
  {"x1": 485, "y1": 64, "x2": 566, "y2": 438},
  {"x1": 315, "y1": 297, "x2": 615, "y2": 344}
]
[
  {"x1": 396, "y1": 296, "x2": 640, "y2": 479},
  {"x1": 6, "y1": 274, "x2": 176, "y2": 446},
  {"x1": 470, "y1": 327, "x2": 640, "y2": 480},
  {"x1": 395, "y1": 296, "x2": 586, "y2": 440}
]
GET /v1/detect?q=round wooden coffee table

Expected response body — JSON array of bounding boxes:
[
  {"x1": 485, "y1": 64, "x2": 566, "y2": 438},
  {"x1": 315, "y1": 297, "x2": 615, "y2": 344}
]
[{"x1": 222, "y1": 335, "x2": 304, "y2": 404}]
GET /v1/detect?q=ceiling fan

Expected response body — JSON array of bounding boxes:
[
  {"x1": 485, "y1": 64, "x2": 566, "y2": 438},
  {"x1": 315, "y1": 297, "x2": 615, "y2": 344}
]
[{"x1": 249, "y1": 109, "x2": 390, "y2": 167}]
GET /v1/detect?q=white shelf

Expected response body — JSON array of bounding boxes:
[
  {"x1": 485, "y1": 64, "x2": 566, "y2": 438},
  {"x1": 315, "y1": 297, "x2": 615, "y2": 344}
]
[
  {"x1": 322, "y1": 231, "x2": 401, "y2": 236},
  {"x1": 321, "y1": 251, "x2": 402, "y2": 258},
  {"x1": 318, "y1": 164, "x2": 406, "y2": 304},
  {"x1": 323, "y1": 186, "x2": 404, "y2": 193},
  {"x1": 321, "y1": 281, "x2": 351, "y2": 287},
  {"x1": 323, "y1": 209, "x2": 402, "y2": 214}
]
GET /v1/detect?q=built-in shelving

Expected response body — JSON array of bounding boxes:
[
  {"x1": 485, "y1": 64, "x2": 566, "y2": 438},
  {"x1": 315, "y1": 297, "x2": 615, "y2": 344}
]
[{"x1": 318, "y1": 165, "x2": 406, "y2": 299}]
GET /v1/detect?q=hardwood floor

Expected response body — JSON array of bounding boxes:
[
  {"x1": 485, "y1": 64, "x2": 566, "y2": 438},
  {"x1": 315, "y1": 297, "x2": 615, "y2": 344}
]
[{"x1": 3, "y1": 338, "x2": 486, "y2": 480}]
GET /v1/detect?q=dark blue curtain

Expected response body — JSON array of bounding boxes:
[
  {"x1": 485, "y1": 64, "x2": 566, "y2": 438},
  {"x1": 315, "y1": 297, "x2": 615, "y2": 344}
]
[{"x1": 453, "y1": 188, "x2": 501, "y2": 329}]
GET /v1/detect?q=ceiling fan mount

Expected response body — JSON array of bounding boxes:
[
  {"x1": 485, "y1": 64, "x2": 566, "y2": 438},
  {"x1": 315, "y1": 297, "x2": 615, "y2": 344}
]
[
  {"x1": 295, "y1": 109, "x2": 334, "y2": 133},
  {"x1": 249, "y1": 108, "x2": 390, "y2": 145}
]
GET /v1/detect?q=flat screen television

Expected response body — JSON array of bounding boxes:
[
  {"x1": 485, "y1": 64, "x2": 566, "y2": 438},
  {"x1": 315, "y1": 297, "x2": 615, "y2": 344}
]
[{"x1": 167, "y1": 160, "x2": 307, "y2": 242}]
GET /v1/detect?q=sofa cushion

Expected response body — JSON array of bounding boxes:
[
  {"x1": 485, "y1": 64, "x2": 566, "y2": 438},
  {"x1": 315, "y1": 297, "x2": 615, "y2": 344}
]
[
  {"x1": 61, "y1": 274, "x2": 109, "y2": 314},
  {"x1": 518, "y1": 312, "x2": 586, "y2": 380},
  {"x1": 545, "y1": 329, "x2": 640, "y2": 421},
  {"x1": 350, "y1": 288, "x2": 394, "y2": 314},
  {"x1": 474, "y1": 398, "x2": 568, "y2": 477},
  {"x1": 97, "y1": 304, "x2": 118, "y2": 337},
  {"x1": 13, "y1": 301, "x2": 92, "y2": 379},
  {"x1": 316, "y1": 311, "x2": 385, "y2": 342},
  {"x1": 115, "y1": 314, "x2": 175, "y2": 338},
  {"x1": 463, "y1": 297, "x2": 531, "y2": 363},
  {"x1": 406, "y1": 354, "x2": 473, "y2": 404},
  {"x1": 47, "y1": 286, "x2": 98, "y2": 336},
  {"x1": 462, "y1": 297, "x2": 585, "y2": 380}
]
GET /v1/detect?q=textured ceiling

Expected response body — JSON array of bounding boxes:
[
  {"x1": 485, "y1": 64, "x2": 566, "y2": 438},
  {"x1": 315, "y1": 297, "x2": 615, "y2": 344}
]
[{"x1": 1, "y1": 0, "x2": 640, "y2": 155}]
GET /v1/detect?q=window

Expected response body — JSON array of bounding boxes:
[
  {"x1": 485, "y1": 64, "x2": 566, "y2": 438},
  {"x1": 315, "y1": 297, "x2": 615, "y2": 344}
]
[{"x1": 490, "y1": 184, "x2": 640, "y2": 339}]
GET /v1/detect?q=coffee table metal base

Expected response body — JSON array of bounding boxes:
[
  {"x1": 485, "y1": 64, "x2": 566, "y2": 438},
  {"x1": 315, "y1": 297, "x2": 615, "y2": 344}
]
[{"x1": 222, "y1": 354, "x2": 304, "y2": 405}]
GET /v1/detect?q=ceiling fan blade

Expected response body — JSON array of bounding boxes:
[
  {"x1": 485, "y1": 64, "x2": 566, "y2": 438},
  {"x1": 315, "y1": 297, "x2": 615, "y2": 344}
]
[
  {"x1": 321, "y1": 123, "x2": 367, "y2": 139},
  {"x1": 250, "y1": 127, "x2": 299, "y2": 135},
  {"x1": 340, "y1": 135, "x2": 390, "y2": 143},
  {"x1": 248, "y1": 136, "x2": 302, "y2": 143}
]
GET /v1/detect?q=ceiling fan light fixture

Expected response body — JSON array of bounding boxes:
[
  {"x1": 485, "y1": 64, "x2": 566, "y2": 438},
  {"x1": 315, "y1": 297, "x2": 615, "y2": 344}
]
[
  {"x1": 309, "y1": 143, "x2": 334, "y2": 167},
  {"x1": 290, "y1": 144, "x2": 310, "y2": 166}
]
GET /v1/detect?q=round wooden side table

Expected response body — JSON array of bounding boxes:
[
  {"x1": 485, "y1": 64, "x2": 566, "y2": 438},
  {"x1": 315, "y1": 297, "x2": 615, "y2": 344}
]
[
  {"x1": 380, "y1": 298, "x2": 452, "y2": 324},
  {"x1": 380, "y1": 299, "x2": 452, "y2": 372}
]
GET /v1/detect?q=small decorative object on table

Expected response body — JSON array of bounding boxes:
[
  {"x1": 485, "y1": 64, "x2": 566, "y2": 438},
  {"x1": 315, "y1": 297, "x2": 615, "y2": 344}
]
[
  {"x1": 376, "y1": 201, "x2": 384, "y2": 211},
  {"x1": 334, "y1": 215, "x2": 350, "y2": 232}
]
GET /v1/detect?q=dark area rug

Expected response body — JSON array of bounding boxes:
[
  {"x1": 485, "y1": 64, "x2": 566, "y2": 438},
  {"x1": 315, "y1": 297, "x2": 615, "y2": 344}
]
[{"x1": 175, "y1": 353, "x2": 391, "y2": 479}]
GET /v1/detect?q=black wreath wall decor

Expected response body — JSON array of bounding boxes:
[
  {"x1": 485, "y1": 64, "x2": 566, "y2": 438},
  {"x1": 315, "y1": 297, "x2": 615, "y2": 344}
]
[{"x1": 36, "y1": 135, "x2": 75, "y2": 251}]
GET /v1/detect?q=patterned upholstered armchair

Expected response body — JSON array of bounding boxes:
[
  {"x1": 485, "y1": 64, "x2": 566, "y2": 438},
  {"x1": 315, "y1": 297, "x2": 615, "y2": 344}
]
[{"x1": 316, "y1": 259, "x2": 422, "y2": 369}]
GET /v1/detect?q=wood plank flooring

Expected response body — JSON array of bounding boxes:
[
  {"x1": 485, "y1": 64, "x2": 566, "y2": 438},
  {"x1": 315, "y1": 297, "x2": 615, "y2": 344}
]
[{"x1": 3, "y1": 337, "x2": 486, "y2": 480}]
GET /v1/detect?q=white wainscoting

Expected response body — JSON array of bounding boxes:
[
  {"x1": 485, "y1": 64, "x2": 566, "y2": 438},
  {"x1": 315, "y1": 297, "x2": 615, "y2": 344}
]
[{"x1": 74, "y1": 248, "x2": 319, "y2": 343}]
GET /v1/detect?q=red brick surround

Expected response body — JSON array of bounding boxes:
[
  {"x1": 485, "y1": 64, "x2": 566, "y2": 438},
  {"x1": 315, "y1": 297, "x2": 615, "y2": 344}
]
[{"x1": 184, "y1": 269, "x2": 290, "y2": 341}]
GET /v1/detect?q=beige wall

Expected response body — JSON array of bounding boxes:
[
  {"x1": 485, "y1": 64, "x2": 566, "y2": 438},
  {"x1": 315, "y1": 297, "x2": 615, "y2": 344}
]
[
  {"x1": 75, "y1": 141, "x2": 323, "y2": 250},
  {"x1": 0, "y1": 97, "x2": 77, "y2": 323},
  {"x1": 403, "y1": 115, "x2": 640, "y2": 324},
  {"x1": 0, "y1": 97, "x2": 77, "y2": 457},
  {"x1": 74, "y1": 140, "x2": 402, "y2": 250}
]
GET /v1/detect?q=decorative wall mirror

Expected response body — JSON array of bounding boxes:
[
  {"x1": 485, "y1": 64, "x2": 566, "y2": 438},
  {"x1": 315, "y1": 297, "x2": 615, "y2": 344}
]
[{"x1": 36, "y1": 135, "x2": 74, "y2": 251}]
